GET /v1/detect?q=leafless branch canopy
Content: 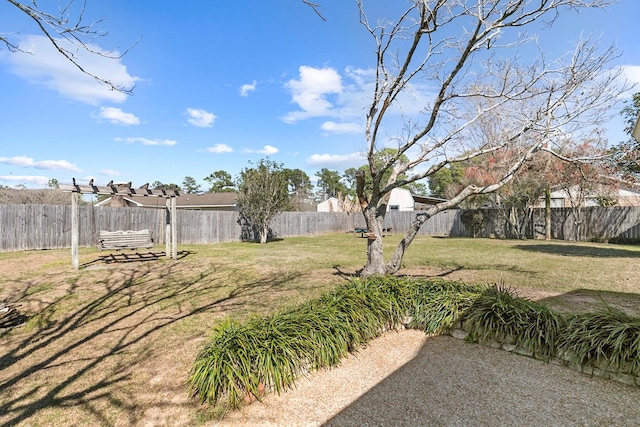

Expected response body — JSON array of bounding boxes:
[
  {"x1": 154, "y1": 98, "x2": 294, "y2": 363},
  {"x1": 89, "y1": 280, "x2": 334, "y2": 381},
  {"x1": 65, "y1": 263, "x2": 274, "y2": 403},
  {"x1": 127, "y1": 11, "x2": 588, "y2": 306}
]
[
  {"x1": 357, "y1": 0, "x2": 627, "y2": 207},
  {"x1": 3, "y1": 0, "x2": 136, "y2": 93}
]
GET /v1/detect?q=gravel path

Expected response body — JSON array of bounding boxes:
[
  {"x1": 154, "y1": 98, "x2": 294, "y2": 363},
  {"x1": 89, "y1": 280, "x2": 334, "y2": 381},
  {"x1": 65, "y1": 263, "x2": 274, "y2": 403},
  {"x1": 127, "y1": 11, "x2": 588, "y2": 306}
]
[{"x1": 214, "y1": 330, "x2": 640, "y2": 427}]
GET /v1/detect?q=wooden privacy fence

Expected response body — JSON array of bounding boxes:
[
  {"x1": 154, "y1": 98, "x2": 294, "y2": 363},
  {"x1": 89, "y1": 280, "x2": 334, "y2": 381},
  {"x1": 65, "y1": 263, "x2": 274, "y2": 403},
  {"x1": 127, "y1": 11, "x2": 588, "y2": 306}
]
[
  {"x1": 1, "y1": 204, "x2": 639, "y2": 252},
  {"x1": 0, "y1": 205, "x2": 461, "y2": 252},
  {"x1": 474, "y1": 206, "x2": 640, "y2": 242}
]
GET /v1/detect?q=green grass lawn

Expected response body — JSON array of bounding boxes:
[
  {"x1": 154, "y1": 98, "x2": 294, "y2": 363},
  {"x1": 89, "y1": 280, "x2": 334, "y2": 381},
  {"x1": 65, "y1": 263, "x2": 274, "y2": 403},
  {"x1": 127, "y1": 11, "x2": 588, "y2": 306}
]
[
  {"x1": 401, "y1": 236, "x2": 640, "y2": 292},
  {"x1": 1, "y1": 234, "x2": 639, "y2": 425},
  {"x1": 177, "y1": 234, "x2": 640, "y2": 294}
]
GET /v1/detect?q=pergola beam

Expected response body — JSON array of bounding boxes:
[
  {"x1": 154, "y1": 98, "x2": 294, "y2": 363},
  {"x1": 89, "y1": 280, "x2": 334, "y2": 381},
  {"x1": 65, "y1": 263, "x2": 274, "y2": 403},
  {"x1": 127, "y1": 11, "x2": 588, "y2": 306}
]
[{"x1": 59, "y1": 178, "x2": 180, "y2": 197}]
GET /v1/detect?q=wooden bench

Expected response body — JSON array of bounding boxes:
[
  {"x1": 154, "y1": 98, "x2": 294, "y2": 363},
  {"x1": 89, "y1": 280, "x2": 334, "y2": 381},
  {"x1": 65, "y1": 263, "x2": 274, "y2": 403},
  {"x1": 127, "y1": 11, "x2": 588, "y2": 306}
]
[
  {"x1": 97, "y1": 229, "x2": 154, "y2": 251},
  {"x1": 354, "y1": 227, "x2": 392, "y2": 238},
  {"x1": 354, "y1": 227, "x2": 369, "y2": 237}
]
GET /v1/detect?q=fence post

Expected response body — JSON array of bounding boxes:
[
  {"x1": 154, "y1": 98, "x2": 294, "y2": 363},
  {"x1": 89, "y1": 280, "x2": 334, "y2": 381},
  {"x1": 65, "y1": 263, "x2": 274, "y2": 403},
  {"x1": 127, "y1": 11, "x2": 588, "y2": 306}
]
[{"x1": 71, "y1": 192, "x2": 79, "y2": 270}]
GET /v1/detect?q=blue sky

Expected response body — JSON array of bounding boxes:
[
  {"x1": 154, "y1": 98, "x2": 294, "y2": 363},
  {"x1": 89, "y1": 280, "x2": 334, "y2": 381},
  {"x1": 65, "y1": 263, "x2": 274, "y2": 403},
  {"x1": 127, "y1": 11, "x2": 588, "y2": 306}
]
[{"x1": 1, "y1": 0, "x2": 639, "y2": 191}]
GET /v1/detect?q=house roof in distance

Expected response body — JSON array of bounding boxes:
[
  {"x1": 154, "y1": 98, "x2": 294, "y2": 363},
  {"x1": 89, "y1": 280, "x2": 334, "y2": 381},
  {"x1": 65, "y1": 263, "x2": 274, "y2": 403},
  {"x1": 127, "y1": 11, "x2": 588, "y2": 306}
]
[
  {"x1": 95, "y1": 192, "x2": 238, "y2": 208},
  {"x1": 175, "y1": 192, "x2": 238, "y2": 208},
  {"x1": 412, "y1": 194, "x2": 448, "y2": 205}
]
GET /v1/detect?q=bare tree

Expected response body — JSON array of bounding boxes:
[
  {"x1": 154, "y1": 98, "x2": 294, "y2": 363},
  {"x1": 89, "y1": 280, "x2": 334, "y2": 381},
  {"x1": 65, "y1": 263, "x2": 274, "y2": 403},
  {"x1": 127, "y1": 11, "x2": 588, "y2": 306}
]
[
  {"x1": 354, "y1": 0, "x2": 628, "y2": 276},
  {"x1": 3, "y1": 0, "x2": 135, "y2": 92},
  {"x1": 0, "y1": 187, "x2": 71, "y2": 205}
]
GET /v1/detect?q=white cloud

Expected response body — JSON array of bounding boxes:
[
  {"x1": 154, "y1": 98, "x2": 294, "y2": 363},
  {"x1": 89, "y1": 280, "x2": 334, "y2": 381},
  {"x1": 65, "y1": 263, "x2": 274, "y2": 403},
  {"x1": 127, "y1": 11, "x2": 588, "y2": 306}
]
[
  {"x1": 283, "y1": 66, "x2": 343, "y2": 123},
  {"x1": 2, "y1": 34, "x2": 139, "y2": 105},
  {"x1": 206, "y1": 144, "x2": 234, "y2": 153},
  {"x1": 36, "y1": 160, "x2": 82, "y2": 171},
  {"x1": 0, "y1": 175, "x2": 50, "y2": 186},
  {"x1": 244, "y1": 145, "x2": 279, "y2": 155},
  {"x1": 240, "y1": 80, "x2": 257, "y2": 97},
  {"x1": 97, "y1": 107, "x2": 141, "y2": 125},
  {"x1": 306, "y1": 152, "x2": 364, "y2": 168},
  {"x1": 622, "y1": 65, "x2": 640, "y2": 97},
  {"x1": 115, "y1": 137, "x2": 177, "y2": 146},
  {"x1": 258, "y1": 145, "x2": 278, "y2": 155},
  {"x1": 282, "y1": 65, "x2": 435, "y2": 129},
  {"x1": 186, "y1": 108, "x2": 217, "y2": 127},
  {"x1": 0, "y1": 156, "x2": 82, "y2": 172},
  {"x1": 100, "y1": 169, "x2": 122, "y2": 177},
  {"x1": 623, "y1": 65, "x2": 640, "y2": 84},
  {"x1": 320, "y1": 121, "x2": 362, "y2": 134}
]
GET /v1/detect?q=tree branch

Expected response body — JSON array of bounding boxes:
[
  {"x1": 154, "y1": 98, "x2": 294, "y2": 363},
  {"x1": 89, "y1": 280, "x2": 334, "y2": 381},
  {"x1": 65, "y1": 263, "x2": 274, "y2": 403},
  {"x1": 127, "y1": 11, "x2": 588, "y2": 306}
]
[
  {"x1": 301, "y1": 0, "x2": 326, "y2": 21},
  {"x1": 5, "y1": 0, "x2": 137, "y2": 93}
]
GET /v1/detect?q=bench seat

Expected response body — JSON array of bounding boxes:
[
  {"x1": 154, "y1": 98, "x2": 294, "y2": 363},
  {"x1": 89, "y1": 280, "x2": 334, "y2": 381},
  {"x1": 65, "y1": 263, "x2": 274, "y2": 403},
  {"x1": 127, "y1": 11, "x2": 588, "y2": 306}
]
[
  {"x1": 98, "y1": 229, "x2": 154, "y2": 251},
  {"x1": 354, "y1": 227, "x2": 392, "y2": 237}
]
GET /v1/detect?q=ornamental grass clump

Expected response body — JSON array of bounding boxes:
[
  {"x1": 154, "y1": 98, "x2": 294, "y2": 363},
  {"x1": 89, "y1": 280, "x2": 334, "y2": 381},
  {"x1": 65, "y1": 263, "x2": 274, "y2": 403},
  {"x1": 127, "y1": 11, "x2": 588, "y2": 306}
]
[
  {"x1": 189, "y1": 276, "x2": 640, "y2": 415},
  {"x1": 189, "y1": 276, "x2": 420, "y2": 411},
  {"x1": 344, "y1": 275, "x2": 415, "y2": 329},
  {"x1": 189, "y1": 318, "x2": 264, "y2": 409},
  {"x1": 560, "y1": 307, "x2": 640, "y2": 376},
  {"x1": 404, "y1": 278, "x2": 485, "y2": 334},
  {"x1": 316, "y1": 281, "x2": 393, "y2": 347},
  {"x1": 461, "y1": 285, "x2": 565, "y2": 360}
]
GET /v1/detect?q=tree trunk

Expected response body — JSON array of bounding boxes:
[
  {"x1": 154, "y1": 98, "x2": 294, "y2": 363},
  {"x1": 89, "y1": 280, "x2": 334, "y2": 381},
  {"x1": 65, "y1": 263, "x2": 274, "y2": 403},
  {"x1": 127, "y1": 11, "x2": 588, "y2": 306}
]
[
  {"x1": 360, "y1": 205, "x2": 433, "y2": 277},
  {"x1": 572, "y1": 206, "x2": 582, "y2": 242},
  {"x1": 259, "y1": 225, "x2": 268, "y2": 244},
  {"x1": 545, "y1": 186, "x2": 551, "y2": 240},
  {"x1": 359, "y1": 206, "x2": 387, "y2": 276}
]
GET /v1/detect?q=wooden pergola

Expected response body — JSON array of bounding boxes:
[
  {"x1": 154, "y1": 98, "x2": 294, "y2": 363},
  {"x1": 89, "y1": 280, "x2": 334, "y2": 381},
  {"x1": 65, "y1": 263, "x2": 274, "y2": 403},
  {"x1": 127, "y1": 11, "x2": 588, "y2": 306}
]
[{"x1": 60, "y1": 178, "x2": 180, "y2": 269}]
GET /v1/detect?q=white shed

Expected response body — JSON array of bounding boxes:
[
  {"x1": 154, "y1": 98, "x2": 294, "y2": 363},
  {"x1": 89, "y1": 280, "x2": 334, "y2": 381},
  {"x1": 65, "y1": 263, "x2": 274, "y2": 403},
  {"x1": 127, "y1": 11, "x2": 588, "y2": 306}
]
[
  {"x1": 386, "y1": 188, "x2": 415, "y2": 211},
  {"x1": 317, "y1": 197, "x2": 341, "y2": 212},
  {"x1": 317, "y1": 188, "x2": 420, "y2": 212}
]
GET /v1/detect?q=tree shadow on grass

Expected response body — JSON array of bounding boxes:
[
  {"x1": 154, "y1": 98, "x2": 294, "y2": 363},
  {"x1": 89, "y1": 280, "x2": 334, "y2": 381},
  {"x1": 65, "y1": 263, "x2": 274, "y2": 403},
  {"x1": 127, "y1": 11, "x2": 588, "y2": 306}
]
[
  {"x1": 0, "y1": 262, "x2": 303, "y2": 426},
  {"x1": 534, "y1": 288, "x2": 640, "y2": 317},
  {"x1": 80, "y1": 250, "x2": 194, "y2": 268},
  {"x1": 332, "y1": 265, "x2": 360, "y2": 280},
  {"x1": 515, "y1": 243, "x2": 640, "y2": 258}
]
